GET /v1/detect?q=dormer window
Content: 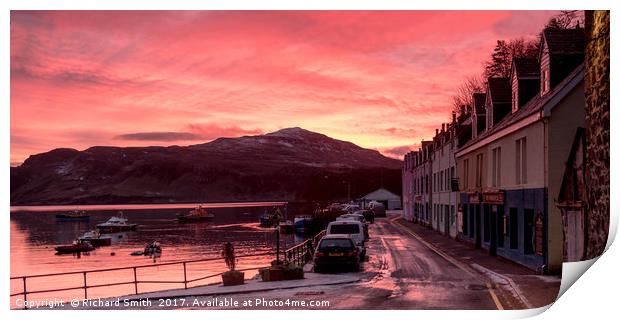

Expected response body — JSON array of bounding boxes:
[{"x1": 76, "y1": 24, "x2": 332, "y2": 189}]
[{"x1": 541, "y1": 69, "x2": 550, "y2": 94}]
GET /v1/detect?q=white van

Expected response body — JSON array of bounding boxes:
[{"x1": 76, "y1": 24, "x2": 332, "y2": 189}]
[{"x1": 326, "y1": 220, "x2": 366, "y2": 258}]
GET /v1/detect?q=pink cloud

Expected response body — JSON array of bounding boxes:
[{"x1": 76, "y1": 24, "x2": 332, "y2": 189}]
[{"x1": 11, "y1": 11, "x2": 559, "y2": 165}]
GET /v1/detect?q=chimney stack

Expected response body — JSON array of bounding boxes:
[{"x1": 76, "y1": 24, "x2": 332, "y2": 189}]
[{"x1": 452, "y1": 112, "x2": 457, "y2": 124}]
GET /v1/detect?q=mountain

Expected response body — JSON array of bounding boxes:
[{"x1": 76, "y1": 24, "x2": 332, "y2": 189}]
[{"x1": 10, "y1": 127, "x2": 403, "y2": 205}]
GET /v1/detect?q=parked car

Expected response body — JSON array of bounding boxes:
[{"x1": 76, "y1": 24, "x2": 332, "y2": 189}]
[
  {"x1": 313, "y1": 234, "x2": 361, "y2": 272},
  {"x1": 336, "y1": 213, "x2": 369, "y2": 239},
  {"x1": 326, "y1": 220, "x2": 366, "y2": 258},
  {"x1": 355, "y1": 209, "x2": 375, "y2": 223},
  {"x1": 368, "y1": 201, "x2": 386, "y2": 217}
]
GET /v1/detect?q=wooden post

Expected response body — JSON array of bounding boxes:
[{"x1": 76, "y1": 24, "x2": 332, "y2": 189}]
[
  {"x1": 183, "y1": 262, "x2": 188, "y2": 289},
  {"x1": 22, "y1": 277, "x2": 27, "y2": 309},
  {"x1": 133, "y1": 267, "x2": 138, "y2": 294},
  {"x1": 276, "y1": 228, "x2": 280, "y2": 264},
  {"x1": 83, "y1": 272, "x2": 88, "y2": 299}
]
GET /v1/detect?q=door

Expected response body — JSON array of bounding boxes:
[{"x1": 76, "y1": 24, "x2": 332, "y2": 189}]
[
  {"x1": 524, "y1": 209, "x2": 534, "y2": 254},
  {"x1": 475, "y1": 205, "x2": 482, "y2": 248},
  {"x1": 566, "y1": 209, "x2": 585, "y2": 261}
]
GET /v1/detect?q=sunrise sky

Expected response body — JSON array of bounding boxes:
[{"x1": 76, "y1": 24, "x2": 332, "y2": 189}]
[{"x1": 10, "y1": 11, "x2": 559, "y2": 166}]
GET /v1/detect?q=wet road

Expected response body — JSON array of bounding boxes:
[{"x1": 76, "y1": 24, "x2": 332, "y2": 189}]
[{"x1": 132, "y1": 212, "x2": 505, "y2": 310}]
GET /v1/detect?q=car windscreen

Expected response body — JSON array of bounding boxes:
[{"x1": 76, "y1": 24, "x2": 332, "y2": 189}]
[
  {"x1": 319, "y1": 239, "x2": 354, "y2": 249},
  {"x1": 330, "y1": 224, "x2": 360, "y2": 234}
]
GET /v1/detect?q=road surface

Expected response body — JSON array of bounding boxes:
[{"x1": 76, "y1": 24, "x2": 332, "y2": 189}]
[{"x1": 123, "y1": 212, "x2": 511, "y2": 310}]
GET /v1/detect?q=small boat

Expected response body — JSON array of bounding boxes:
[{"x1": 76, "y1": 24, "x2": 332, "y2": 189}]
[
  {"x1": 79, "y1": 230, "x2": 112, "y2": 247},
  {"x1": 131, "y1": 241, "x2": 162, "y2": 256},
  {"x1": 55, "y1": 240, "x2": 95, "y2": 254},
  {"x1": 96, "y1": 213, "x2": 137, "y2": 233},
  {"x1": 144, "y1": 241, "x2": 162, "y2": 255},
  {"x1": 56, "y1": 210, "x2": 90, "y2": 221},
  {"x1": 278, "y1": 220, "x2": 294, "y2": 234},
  {"x1": 177, "y1": 205, "x2": 214, "y2": 222},
  {"x1": 259, "y1": 207, "x2": 283, "y2": 227},
  {"x1": 294, "y1": 215, "x2": 314, "y2": 233}
]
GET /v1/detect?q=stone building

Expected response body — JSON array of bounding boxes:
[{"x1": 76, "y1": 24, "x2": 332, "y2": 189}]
[{"x1": 583, "y1": 10, "x2": 610, "y2": 260}]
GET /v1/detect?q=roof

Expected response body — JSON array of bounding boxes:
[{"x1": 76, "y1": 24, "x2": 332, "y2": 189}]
[
  {"x1": 473, "y1": 93, "x2": 487, "y2": 114},
  {"x1": 487, "y1": 77, "x2": 511, "y2": 105},
  {"x1": 321, "y1": 234, "x2": 354, "y2": 240},
  {"x1": 543, "y1": 28, "x2": 586, "y2": 55},
  {"x1": 513, "y1": 58, "x2": 540, "y2": 78},
  {"x1": 360, "y1": 188, "x2": 400, "y2": 200},
  {"x1": 457, "y1": 63, "x2": 585, "y2": 154}
]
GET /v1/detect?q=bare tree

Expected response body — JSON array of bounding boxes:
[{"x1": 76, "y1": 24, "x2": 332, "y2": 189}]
[
  {"x1": 451, "y1": 75, "x2": 485, "y2": 115},
  {"x1": 546, "y1": 10, "x2": 583, "y2": 29}
]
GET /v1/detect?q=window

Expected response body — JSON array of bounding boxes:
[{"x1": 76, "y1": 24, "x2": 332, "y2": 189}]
[
  {"x1": 483, "y1": 206, "x2": 490, "y2": 242},
  {"x1": 512, "y1": 91, "x2": 518, "y2": 113},
  {"x1": 440, "y1": 171, "x2": 444, "y2": 191},
  {"x1": 475, "y1": 153, "x2": 483, "y2": 188},
  {"x1": 463, "y1": 159, "x2": 470, "y2": 190},
  {"x1": 542, "y1": 69, "x2": 550, "y2": 94},
  {"x1": 492, "y1": 147, "x2": 502, "y2": 187},
  {"x1": 516, "y1": 138, "x2": 527, "y2": 184}
]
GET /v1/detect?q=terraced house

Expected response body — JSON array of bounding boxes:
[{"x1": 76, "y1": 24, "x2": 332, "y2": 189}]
[
  {"x1": 430, "y1": 120, "x2": 459, "y2": 238},
  {"x1": 455, "y1": 28, "x2": 586, "y2": 274}
]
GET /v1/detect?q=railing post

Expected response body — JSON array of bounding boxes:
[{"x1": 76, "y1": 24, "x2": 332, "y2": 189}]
[
  {"x1": 133, "y1": 267, "x2": 138, "y2": 294},
  {"x1": 83, "y1": 272, "x2": 88, "y2": 300},
  {"x1": 183, "y1": 262, "x2": 187, "y2": 289},
  {"x1": 22, "y1": 277, "x2": 27, "y2": 310}
]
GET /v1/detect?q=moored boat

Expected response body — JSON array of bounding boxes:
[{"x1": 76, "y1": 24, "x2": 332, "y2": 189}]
[
  {"x1": 177, "y1": 205, "x2": 214, "y2": 222},
  {"x1": 131, "y1": 241, "x2": 162, "y2": 256},
  {"x1": 96, "y1": 213, "x2": 137, "y2": 233},
  {"x1": 259, "y1": 207, "x2": 283, "y2": 227},
  {"x1": 56, "y1": 210, "x2": 90, "y2": 221},
  {"x1": 278, "y1": 220, "x2": 294, "y2": 234},
  {"x1": 293, "y1": 215, "x2": 313, "y2": 233},
  {"x1": 78, "y1": 230, "x2": 112, "y2": 247},
  {"x1": 55, "y1": 240, "x2": 95, "y2": 254}
]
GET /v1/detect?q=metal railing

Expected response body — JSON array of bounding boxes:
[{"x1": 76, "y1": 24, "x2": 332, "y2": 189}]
[
  {"x1": 285, "y1": 230, "x2": 326, "y2": 266},
  {"x1": 10, "y1": 252, "x2": 274, "y2": 309}
]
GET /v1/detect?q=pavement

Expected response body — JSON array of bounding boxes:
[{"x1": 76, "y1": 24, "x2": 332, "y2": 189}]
[{"x1": 55, "y1": 211, "x2": 561, "y2": 310}]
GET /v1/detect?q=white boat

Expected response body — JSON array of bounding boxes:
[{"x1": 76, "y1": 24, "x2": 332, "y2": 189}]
[
  {"x1": 96, "y1": 213, "x2": 137, "y2": 233},
  {"x1": 294, "y1": 215, "x2": 313, "y2": 233},
  {"x1": 79, "y1": 230, "x2": 113, "y2": 246}
]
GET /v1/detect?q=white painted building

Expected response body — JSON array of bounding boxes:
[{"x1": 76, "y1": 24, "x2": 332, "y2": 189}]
[
  {"x1": 430, "y1": 121, "x2": 459, "y2": 238},
  {"x1": 358, "y1": 188, "x2": 401, "y2": 210}
]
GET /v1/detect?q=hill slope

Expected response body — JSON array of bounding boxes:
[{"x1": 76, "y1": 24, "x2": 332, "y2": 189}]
[{"x1": 10, "y1": 127, "x2": 402, "y2": 205}]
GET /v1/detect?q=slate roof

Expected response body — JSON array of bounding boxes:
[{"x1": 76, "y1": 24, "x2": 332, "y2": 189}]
[
  {"x1": 543, "y1": 28, "x2": 586, "y2": 55},
  {"x1": 458, "y1": 63, "x2": 585, "y2": 152},
  {"x1": 513, "y1": 58, "x2": 540, "y2": 78},
  {"x1": 487, "y1": 77, "x2": 511, "y2": 105}
]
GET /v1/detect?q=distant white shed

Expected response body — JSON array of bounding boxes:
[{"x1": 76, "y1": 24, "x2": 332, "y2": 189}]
[{"x1": 358, "y1": 188, "x2": 401, "y2": 210}]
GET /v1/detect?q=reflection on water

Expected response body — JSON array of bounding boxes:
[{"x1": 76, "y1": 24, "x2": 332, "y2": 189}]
[{"x1": 10, "y1": 204, "x2": 309, "y2": 308}]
